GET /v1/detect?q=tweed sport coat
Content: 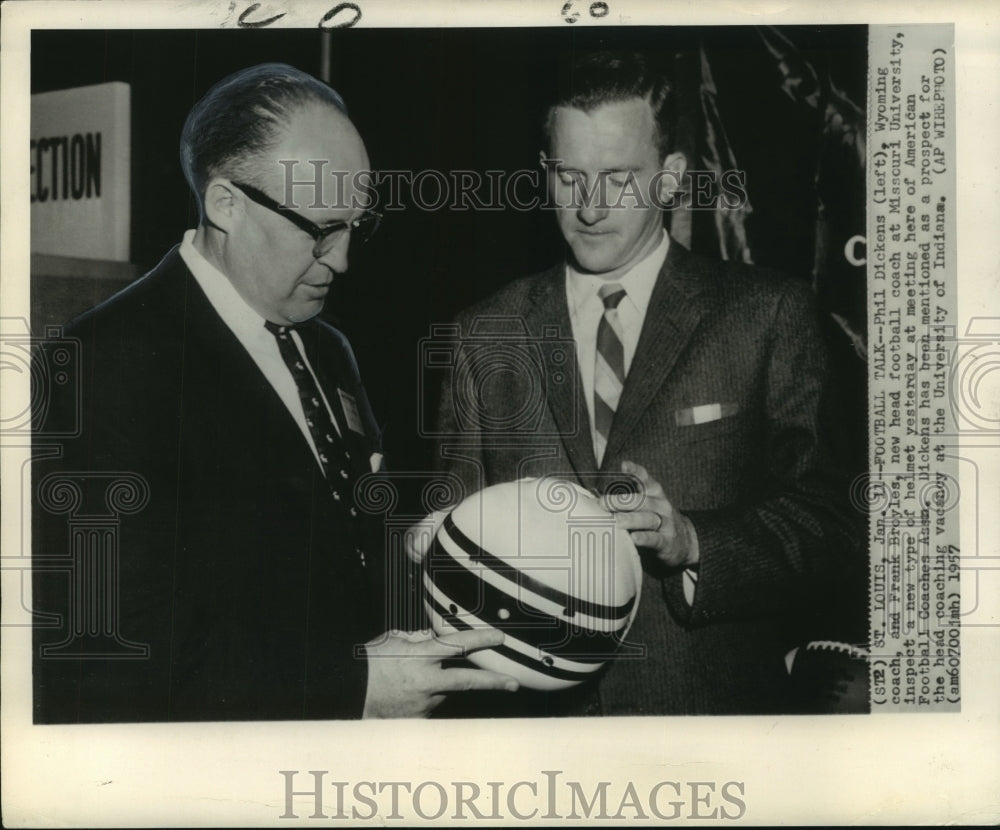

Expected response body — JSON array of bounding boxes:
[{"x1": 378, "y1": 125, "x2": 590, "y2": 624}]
[{"x1": 433, "y1": 238, "x2": 865, "y2": 715}]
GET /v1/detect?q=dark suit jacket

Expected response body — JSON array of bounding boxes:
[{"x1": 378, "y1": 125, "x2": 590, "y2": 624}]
[
  {"x1": 434, "y1": 239, "x2": 865, "y2": 715},
  {"x1": 32, "y1": 247, "x2": 386, "y2": 722}
]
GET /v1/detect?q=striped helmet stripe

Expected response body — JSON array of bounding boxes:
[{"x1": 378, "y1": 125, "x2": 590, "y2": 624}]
[
  {"x1": 424, "y1": 579, "x2": 605, "y2": 676},
  {"x1": 425, "y1": 592, "x2": 601, "y2": 683},
  {"x1": 425, "y1": 549, "x2": 630, "y2": 660},
  {"x1": 441, "y1": 513, "x2": 635, "y2": 620},
  {"x1": 433, "y1": 529, "x2": 630, "y2": 633}
]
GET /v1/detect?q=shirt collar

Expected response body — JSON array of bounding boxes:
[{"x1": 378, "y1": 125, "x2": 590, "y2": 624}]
[
  {"x1": 179, "y1": 229, "x2": 271, "y2": 343},
  {"x1": 565, "y1": 230, "x2": 669, "y2": 317}
]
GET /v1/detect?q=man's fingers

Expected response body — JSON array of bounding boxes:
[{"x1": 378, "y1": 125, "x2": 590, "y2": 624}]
[
  {"x1": 396, "y1": 628, "x2": 435, "y2": 643},
  {"x1": 614, "y1": 509, "x2": 667, "y2": 532},
  {"x1": 621, "y1": 459, "x2": 648, "y2": 479},
  {"x1": 600, "y1": 491, "x2": 639, "y2": 513},
  {"x1": 600, "y1": 461, "x2": 668, "y2": 513},
  {"x1": 629, "y1": 529, "x2": 667, "y2": 550},
  {"x1": 432, "y1": 668, "x2": 520, "y2": 694},
  {"x1": 621, "y1": 459, "x2": 665, "y2": 498},
  {"x1": 433, "y1": 627, "x2": 505, "y2": 657}
]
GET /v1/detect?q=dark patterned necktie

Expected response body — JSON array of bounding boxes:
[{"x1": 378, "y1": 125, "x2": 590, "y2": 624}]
[
  {"x1": 593, "y1": 283, "x2": 627, "y2": 465},
  {"x1": 265, "y1": 321, "x2": 364, "y2": 536}
]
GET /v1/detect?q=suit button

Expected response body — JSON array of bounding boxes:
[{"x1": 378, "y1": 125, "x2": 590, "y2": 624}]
[
  {"x1": 349, "y1": 507, "x2": 358, "y2": 517},
  {"x1": 340, "y1": 469, "x2": 349, "y2": 479},
  {"x1": 332, "y1": 491, "x2": 341, "y2": 501}
]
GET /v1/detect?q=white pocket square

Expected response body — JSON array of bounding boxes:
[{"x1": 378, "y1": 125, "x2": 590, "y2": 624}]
[{"x1": 675, "y1": 403, "x2": 738, "y2": 426}]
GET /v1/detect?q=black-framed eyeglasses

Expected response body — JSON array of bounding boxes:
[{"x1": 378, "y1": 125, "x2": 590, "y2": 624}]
[{"x1": 231, "y1": 181, "x2": 382, "y2": 258}]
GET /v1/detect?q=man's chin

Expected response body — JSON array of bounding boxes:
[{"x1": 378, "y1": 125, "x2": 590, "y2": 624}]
[
  {"x1": 285, "y1": 300, "x2": 326, "y2": 324},
  {"x1": 567, "y1": 246, "x2": 620, "y2": 277}
]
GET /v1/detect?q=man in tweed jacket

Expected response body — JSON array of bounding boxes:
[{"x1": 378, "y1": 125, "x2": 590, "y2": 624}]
[{"x1": 429, "y1": 52, "x2": 864, "y2": 715}]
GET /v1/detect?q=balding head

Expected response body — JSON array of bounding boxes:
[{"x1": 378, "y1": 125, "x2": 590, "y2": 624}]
[{"x1": 180, "y1": 63, "x2": 348, "y2": 219}]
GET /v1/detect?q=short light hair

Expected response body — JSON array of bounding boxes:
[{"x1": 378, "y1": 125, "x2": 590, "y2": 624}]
[
  {"x1": 544, "y1": 51, "x2": 674, "y2": 158},
  {"x1": 179, "y1": 63, "x2": 347, "y2": 218}
]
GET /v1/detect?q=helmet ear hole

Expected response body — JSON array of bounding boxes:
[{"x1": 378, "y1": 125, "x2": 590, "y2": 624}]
[{"x1": 423, "y1": 476, "x2": 642, "y2": 691}]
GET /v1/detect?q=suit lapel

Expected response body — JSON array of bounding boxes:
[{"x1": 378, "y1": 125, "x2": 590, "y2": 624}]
[
  {"x1": 602, "y1": 241, "x2": 713, "y2": 466},
  {"x1": 522, "y1": 267, "x2": 599, "y2": 481},
  {"x1": 176, "y1": 263, "x2": 326, "y2": 479}
]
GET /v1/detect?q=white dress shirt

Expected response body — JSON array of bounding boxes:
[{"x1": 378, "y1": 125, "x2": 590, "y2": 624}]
[
  {"x1": 564, "y1": 231, "x2": 698, "y2": 603},
  {"x1": 179, "y1": 230, "x2": 342, "y2": 474},
  {"x1": 565, "y1": 230, "x2": 669, "y2": 433}
]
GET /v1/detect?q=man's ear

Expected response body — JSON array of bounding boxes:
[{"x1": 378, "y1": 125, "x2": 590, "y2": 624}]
[
  {"x1": 202, "y1": 178, "x2": 238, "y2": 233},
  {"x1": 539, "y1": 150, "x2": 550, "y2": 169},
  {"x1": 655, "y1": 152, "x2": 687, "y2": 203}
]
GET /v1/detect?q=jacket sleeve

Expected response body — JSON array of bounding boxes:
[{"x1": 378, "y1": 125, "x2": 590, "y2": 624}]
[{"x1": 431, "y1": 314, "x2": 489, "y2": 501}]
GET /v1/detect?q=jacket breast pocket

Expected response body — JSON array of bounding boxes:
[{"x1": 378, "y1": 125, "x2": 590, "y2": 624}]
[
  {"x1": 672, "y1": 413, "x2": 743, "y2": 444},
  {"x1": 666, "y1": 414, "x2": 751, "y2": 510}
]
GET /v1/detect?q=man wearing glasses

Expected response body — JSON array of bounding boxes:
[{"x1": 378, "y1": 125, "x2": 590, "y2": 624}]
[{"x1": 32, "y1": 63, "x2": 517, "y2": 722}]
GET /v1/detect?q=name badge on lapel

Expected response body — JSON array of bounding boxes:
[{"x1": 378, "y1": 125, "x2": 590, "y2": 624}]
[{"x1": 337, "y1": 388, "x2": 365, "y2": 435}]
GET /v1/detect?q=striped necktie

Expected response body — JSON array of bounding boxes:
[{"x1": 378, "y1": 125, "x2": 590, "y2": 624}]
[{"x1": 593, "y1": 283, "x2": 627, "y2": 466}]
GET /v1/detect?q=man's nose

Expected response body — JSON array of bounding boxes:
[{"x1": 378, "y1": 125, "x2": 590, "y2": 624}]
[
  {"x1": 315, "y1": 234, "x2": 350, "y2": 273},
  {"x1": 575, "y1": 200, "x2": 609, "y2": 226}
]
